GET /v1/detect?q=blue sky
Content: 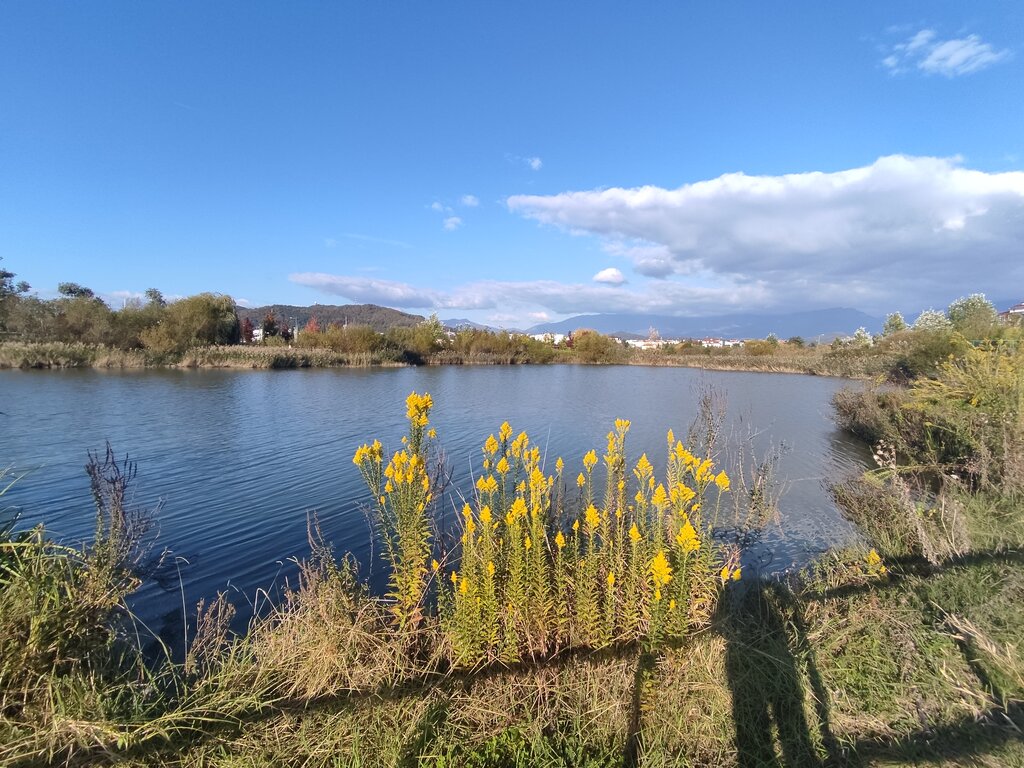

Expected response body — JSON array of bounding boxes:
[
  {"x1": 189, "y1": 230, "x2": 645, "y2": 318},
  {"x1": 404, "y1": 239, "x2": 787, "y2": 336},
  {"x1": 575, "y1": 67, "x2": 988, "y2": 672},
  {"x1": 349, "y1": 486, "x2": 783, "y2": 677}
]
[{"x1": 2, "y1": 1, "x2": 1022, "y2": 328}]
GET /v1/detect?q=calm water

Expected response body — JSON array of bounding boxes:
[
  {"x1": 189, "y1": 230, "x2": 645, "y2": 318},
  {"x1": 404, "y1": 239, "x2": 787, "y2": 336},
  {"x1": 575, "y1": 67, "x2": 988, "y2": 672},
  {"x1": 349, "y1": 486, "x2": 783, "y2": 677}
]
[{"x1": 1, "y1": 366, "x2": 870, "y2": 638}]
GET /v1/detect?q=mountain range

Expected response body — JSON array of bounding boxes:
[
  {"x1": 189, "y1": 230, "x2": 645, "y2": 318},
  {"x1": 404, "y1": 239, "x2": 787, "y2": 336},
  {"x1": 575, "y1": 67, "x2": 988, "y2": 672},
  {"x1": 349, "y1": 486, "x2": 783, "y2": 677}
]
[{"x1": 523, "y1": 308, "x2": 882, "y2": 341}]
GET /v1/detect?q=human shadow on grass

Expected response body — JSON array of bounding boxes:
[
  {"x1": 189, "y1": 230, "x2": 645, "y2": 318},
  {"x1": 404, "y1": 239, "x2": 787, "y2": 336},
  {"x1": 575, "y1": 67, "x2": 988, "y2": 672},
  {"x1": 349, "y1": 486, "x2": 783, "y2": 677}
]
[{"x1": 721, "y1": 580, "x2": 835, "y2": 768}]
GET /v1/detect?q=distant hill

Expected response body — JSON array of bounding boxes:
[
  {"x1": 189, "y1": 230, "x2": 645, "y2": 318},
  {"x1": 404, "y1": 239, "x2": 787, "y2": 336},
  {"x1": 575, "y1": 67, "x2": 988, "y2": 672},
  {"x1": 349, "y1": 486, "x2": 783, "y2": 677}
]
[
  {"x1": 527, "y1": 308, "x2": 882, "y2": 341},
  {"x1": 237, "y1": 304, "x2": 424, "y2": 332},
  {"x1": 442, "y1": 318, "x2": 523, "y2": 333}
]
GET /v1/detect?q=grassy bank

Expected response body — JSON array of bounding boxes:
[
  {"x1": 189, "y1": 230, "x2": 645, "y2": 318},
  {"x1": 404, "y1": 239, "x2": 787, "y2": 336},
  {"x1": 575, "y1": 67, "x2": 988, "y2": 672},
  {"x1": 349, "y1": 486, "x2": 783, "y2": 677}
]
[
  {"x1": 3, "y1": 344, "x2": 1023, "y2": 766},
  {"x1": 0, "y1": 331, "x2": 954, "y2": 378}
]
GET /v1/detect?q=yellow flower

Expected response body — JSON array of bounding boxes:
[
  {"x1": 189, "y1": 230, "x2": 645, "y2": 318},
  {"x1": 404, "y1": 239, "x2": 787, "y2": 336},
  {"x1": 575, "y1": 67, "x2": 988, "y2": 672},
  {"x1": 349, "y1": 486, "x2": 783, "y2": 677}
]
[
  {"x1": 576, "y1": 472, "x2": 586, "y2": 488},
  {"x1": 669, "y1": 599, "x2": 676, "y2": 611},
  {"x1": 666, "y1": 428, "x2": 674, "y2": 445},
  {"x1": 607, "y1": 571, "x2": 615, "y2": 588},
  {"x1": 431, "y1": 559, "x2": 440, "y2": 571},
  {"x1": 479, "y1": 506, "x2": 492, "y2": 525},
  {"x1": 487, "y1": 561, "x2": 495, "y2": 577},
  {"x1": 428, "y1": 428, "x2": 437, "y2": 439},
  {"x1": 584, "y1": 504, "x2": 601, "y2": 533},
  {"x1": 496, "y1": 457, "x2": 510, "y2": 475},
  {"x1": 652, "y1": 484, "x2": 669, "y2": 508},
  {"x1": 675, "y1": 519, "x2": 700, "y2": 553},
  {"x1": 650, "y1": 550, "x2": 673, "y2": 587},
  {"x1": 555, "y1": 531, "x2": 566, "y2": 549},
  {"x1": 634, "y1": 453, "x2": 653, "y2": 479},
  {"x1": 583, "y1": 449, "x2": 598, "y2": 471},
  {"x1": 731, "y1": 567, "x2": 741, "y2": 581},
  {"x1": 555, "y1": 457, "x2": 564, "y2": 473},
  {"x1": 715, "y1": 471, "x2": 730, "y2": 492},
  {"x1": 499, "y1": 421, "x2": 513, "y2": 442},
  {"x1": 719, "y1": 566, "x2": 730, "y2": 583},
  {"x1": 654, "y1": 588, "x2": 662, "y2": 601},
  {"x1": 629, "y1": 523, "x2": 641, "y2": 544},
  {"x1": 465, "y1": 517, "x2": 476, "y2": 535},
  {"x1": 484, "y1": 435, "x2": 499, "y2": 455},
  {"x1": 524, "y1": 535, "x2": 532, "y2": 551},
  {"x1": 460, "y1": 576, "x2": 469, "y2": 594},
  {"x1": 572, "y1": 519, "x2": 580, "y2": 533}
]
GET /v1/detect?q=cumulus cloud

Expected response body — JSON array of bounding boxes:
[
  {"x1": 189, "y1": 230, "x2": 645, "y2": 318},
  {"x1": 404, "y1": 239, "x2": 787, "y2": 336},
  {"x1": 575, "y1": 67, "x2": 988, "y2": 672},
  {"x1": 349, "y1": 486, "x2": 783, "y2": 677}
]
[
  {"x1": 290, "y1": 273, "x2": 767, "y2": 316},
  {"x1": 507, "y1": 155, "x2": 1024, "y2": 312},
  {"x1": 883, "y1": 29, "x2": 1010, "y2": 76},
  {"x1": 593, "y1": 267, "x2": 626, "y2": 285},
  {"x1": 443, "y1": 216, "x2": 463, "y2": 231},
  {"x1": 527, "y1": 156, "x2": 543, "y2": 171},
  {"x1": 460, "y1": 194, "x2": 479, "y2": 207}
]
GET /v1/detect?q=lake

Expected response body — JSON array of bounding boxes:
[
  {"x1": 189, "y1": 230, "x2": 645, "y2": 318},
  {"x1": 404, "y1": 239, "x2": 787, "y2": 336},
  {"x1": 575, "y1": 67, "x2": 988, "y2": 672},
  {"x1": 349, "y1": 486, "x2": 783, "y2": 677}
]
[{"x1": 1, "y1": 365, "x2": 870, "y2": 641}]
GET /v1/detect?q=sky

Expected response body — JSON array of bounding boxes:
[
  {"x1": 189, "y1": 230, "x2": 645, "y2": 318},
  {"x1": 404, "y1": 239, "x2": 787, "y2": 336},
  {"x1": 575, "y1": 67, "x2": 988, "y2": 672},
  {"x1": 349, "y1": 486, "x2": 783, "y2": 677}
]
[{"x1": 2, "y1": 1, "x2": 1022, "y2": 329}]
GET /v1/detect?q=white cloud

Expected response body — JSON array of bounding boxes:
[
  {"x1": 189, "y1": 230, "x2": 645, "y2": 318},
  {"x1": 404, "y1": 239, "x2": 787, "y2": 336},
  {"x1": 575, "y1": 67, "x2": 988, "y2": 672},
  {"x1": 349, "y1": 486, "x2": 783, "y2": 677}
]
[
  {"x1": 430, "y1": 201, "x2": 446, "y2": 212},
  {"x1": 290, "y1": 273, "x2": 768, "y2": 316},
  {"x1": 593, "y1": 267, "x2": 626, "y2": 285},
  {"x1": 883, "y1": 28, "x2": 1010, "y2": 76},
  {"x1": 507, "y1": 155, "x2": 1024, "y2": 312},
  {"x1": 324, "y1": 238, "x2": 338, "y2": 248},
  {"x1": 443, "y1": 216, "x2": 463, "y2": 231},
  {"x1": 460, "y1": 194, "x2": 479, "y2": 207},
  {"x1": 527, "y1": 156, "x2": 543, "y2": 171}
]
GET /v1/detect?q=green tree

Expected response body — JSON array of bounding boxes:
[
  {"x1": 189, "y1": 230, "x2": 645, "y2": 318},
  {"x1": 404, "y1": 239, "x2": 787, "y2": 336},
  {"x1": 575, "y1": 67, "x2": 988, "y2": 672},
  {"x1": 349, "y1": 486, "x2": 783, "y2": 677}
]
[
  {"x1": 140, "y1": 293, "x2": 240, "y2": 356},
  {"x1": 57, "y1": 282, "x2": 95, "y2": 299},
  {"x1": 947, "y1": 293, "x2": 998, "y2": 339},
  {"x1": 0, "y1": 258, "x2": 31, "y2": 332},
  {"x1": 882, "y1": 312, "x2": 908, "y2": 335}
]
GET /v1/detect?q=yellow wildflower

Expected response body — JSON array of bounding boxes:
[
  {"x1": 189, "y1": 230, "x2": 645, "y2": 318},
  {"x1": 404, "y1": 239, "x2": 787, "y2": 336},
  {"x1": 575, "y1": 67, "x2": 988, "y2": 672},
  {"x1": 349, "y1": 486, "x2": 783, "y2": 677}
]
[
  {"x1": 499, "y1": 421, "x2": 513, "y2": 442},
  {"x1": 650, "y1": 550, "x2": 673, "y2": 587},
  {"x1": 496, "y1": 457, "x2": 510, "y2": 475},
  {"x1": 484, "y1": 435, "x2": 499, "y2": 455},
  {"x1": 487, "y1": 561, "x2": 495, "y2": 577},
  {"x1": 572, "y1": 519, "x2": 580, "y2": 533},
  {"x1": 524, "y1": 535, "x2": 532, "y2": 551},
  {"x1": 629, "y1": 523, "x2": 641, "y2": 544},
  {"x1": 431, "y1": 559, "x2": 439, "y2": 571},
  {"x1": 652, "y1": 484, "x2": 669, "y2": 508},
  {"x1": 607, "y1": 571, "x2": 615, "y2": 588},
  {"x1": 450, "y1": 570, "x2": 458, "y2": 585},
  {"x1": 576, "y1": 473, "x2": 586, "y2": 488},
  {"x1": 732, "y1": 567, "x2": 741, "y2": 581},
  {"x1": 460, "y1": 576, "x2": 469, "y2": 595},
  {"x1": 479, "y1": 506, "x2": 492, "y2": 525},
  {"x1": 583, "y1": 449, "x2": 598, "y2": 471},
  {"x1": 555, "y1": 457, "x2": 564, "y2": 473},
  {"x1": 584, "y1": 504, "x2": 600, "y2": 533},
  {"x1": 719, "y1": 566, "x2": 730, "y2": 583},
  {"x1": 555, "y1": 531, "x2": 566, "y2": 549},
  {"x1": 669, "y1": 598, "x2": 676, "y2": 611},
  {"x1": 715, "y1": 470, "x2": 730, "y2": 492},
  {"x1": 675, "y1": 519, "x2": 700, "y2": 553}
]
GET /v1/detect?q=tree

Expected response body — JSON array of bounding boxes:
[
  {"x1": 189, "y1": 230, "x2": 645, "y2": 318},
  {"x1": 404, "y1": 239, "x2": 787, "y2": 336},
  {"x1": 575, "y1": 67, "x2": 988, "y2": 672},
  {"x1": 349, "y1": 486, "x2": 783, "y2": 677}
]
[
  {"x1": 144, "y1": 288, "x2": 166, "y2": 307},
  {"x1": 140, "y1": 293, "x2": 240, "y2": 355},
  {"x1": 947, "y1": 293, "x2": 997, "y2": 339},
  {"x1": 913, "y1": 309, "x2": 952, "y2": 332},
  {"x1": 261, "y1": 312, "x2": 280, "y2": 338},
  {"x1": 851, "y1": 327, "x2": 873, "y2": 348},
  {"x1": 241, "y1": 316, "x2": 255, "y2": 344},
  {"x1": 0, "y1": 257, "x2": 31, "y2": 332},
  {"x1": 882, "y1": 312, "x2": 908, "y2": 335},
  {"x1": 57, "y1": 282, "x2": 95, "y2": 299}
]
